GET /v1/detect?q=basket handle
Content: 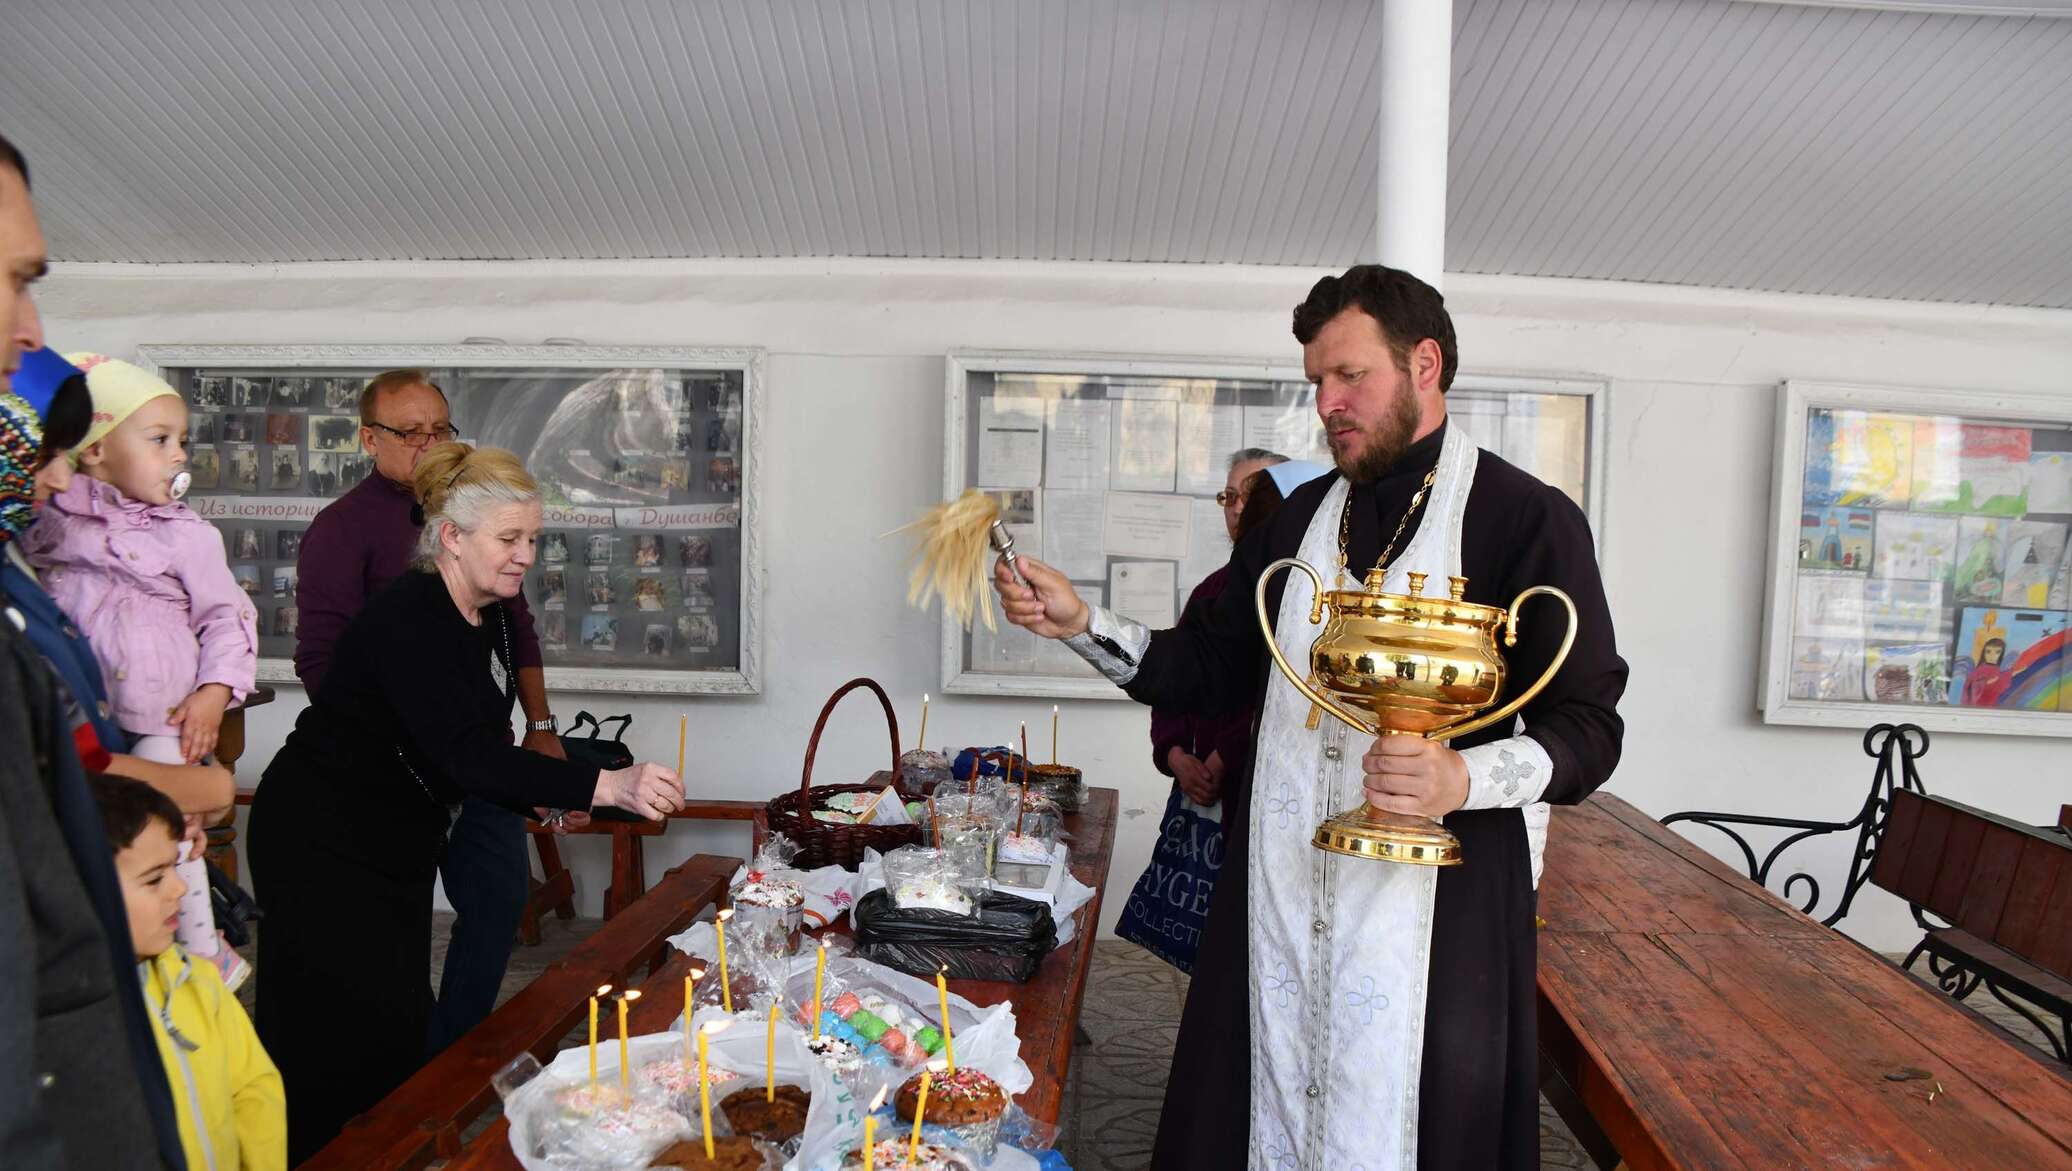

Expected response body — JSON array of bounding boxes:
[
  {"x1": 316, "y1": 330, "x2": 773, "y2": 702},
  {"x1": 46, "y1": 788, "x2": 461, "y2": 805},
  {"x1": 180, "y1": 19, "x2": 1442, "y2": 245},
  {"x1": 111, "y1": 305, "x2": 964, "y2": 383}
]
[{"x1": 799, "y1": 677, "x2": 903, "y2": 802}]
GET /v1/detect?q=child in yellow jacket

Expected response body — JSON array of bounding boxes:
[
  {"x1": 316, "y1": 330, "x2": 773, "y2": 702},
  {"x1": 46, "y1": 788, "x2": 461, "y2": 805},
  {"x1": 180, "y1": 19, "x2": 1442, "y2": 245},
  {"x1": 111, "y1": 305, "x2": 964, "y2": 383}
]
[{"x1": 94, "y1": 773, "x2": 286, "y2": 1171}]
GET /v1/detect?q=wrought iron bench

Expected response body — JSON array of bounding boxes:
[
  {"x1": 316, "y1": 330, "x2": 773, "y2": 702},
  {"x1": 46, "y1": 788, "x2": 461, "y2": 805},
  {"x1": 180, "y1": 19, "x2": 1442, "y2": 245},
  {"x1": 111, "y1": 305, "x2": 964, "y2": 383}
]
[{"x1": 1663, "y1": 722, "x2": 2069, "y2": 1063}]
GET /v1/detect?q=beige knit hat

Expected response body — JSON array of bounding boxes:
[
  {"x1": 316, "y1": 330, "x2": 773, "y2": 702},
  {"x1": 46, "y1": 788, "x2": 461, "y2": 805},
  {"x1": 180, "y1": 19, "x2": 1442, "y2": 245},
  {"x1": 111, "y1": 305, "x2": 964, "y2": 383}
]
[{"x1": 63, "y1": 352, "x2": 182, "y2": 461}]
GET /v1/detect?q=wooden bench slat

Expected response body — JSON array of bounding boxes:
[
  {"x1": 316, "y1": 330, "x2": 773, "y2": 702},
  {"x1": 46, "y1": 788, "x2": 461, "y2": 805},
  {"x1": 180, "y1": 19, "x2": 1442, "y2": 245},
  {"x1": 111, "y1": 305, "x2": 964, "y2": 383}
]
[
  {"x1": 1869, "y1": 787, "x2": 1924, "y2": 895},
  {"x1": 1925, "y1": 813, "x2": 1987, "y2": 923},
  {"x1": 1955, "y1": 823, "x2": 2027, "y2": 940},
  {"x1": 2032, "y1": 865, "x2": 2072, "y2": 981},
  {"x1": 1927, "y1": 928, "x2": 2072, "y2": 1008},
  {"x1": 1994, "y1": 837, "x2": 2068, "y2": 963},
  {"x1": 1897, "y1": 795, "x2": 1954, "y2": 907}
]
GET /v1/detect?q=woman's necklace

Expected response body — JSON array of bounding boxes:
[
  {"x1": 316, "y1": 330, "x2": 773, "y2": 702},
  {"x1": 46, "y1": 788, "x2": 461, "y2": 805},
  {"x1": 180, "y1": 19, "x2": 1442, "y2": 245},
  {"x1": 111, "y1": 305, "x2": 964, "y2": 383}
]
[{"x1": 1335, "y1": 467, "x2": 1438, "y2": 588}]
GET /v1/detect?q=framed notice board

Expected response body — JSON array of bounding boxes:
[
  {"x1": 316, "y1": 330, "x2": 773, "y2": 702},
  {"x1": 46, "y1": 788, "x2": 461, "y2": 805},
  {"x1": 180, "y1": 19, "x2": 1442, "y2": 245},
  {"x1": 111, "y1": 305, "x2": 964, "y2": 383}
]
[
  {"x1": 138, "y1": 344, "x2": 765, "y2": 695},
  {"x1": 1760, "y1": 380, "x2": 2072, "y2": 736},
  {"x1": 941, "y1": 351, "x2": 1606, "y2": 700}
]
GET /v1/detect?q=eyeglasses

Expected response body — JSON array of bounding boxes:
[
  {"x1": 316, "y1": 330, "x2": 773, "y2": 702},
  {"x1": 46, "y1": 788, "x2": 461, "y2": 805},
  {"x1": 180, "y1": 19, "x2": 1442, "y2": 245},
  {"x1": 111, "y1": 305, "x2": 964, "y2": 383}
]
[
  {"x1": 366, "y1": 421, "x2": 458, "y2": 447},
  {"x1": 1215, "y1": 489, "x2": 1247, "y2": 507}
]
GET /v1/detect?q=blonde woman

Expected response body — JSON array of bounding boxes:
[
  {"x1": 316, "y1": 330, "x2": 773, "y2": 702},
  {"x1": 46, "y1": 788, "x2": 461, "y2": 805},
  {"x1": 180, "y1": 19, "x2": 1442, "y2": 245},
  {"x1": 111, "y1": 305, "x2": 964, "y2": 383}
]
[{"x1": 247, "y1": 443, "x2": 686, "y2": 1161}]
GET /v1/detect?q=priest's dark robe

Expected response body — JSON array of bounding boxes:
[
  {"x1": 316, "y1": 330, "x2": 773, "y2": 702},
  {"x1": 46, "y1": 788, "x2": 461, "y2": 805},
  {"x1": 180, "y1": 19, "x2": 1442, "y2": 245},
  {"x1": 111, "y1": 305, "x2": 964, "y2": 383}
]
[{"x1": 1102, "y1": 422, "x2": 1626, "y2": 1171}]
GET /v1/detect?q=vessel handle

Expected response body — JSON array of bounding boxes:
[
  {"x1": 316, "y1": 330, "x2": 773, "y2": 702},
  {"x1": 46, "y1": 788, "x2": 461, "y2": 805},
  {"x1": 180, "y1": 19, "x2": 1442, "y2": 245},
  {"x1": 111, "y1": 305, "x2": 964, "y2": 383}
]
[
  {"x1": 1426, "y1": 585, "x2": 1577, "y2": 742},
  {"x1": 1254, "y1": 558, "x2": 1378, "y2": 738}
]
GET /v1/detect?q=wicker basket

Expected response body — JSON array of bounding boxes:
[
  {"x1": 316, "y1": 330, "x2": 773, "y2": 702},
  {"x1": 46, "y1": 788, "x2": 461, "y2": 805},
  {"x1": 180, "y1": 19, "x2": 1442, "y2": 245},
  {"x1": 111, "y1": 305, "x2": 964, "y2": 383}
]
[{"x1": 763, "y1": 677, "x2": 922, "y2": 870}]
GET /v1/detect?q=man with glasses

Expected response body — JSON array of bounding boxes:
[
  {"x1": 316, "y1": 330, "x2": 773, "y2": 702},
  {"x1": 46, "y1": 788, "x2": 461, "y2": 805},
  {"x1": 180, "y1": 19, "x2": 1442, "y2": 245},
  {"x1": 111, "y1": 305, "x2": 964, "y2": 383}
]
[{"x1": 293, "y1": 368, "x2": 570, "y2": 1056}]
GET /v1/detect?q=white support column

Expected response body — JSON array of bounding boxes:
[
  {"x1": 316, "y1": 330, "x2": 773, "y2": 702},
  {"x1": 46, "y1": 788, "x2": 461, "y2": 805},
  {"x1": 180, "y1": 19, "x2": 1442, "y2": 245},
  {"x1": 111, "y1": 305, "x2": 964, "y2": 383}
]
[{"x1": 1377, "y1": 0, "x2": 1453, "y2": 291}]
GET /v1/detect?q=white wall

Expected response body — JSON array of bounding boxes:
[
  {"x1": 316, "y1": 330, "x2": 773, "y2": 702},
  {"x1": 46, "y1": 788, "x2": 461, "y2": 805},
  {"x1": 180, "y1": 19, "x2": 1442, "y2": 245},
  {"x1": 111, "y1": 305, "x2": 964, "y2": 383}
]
[{"x1": 36, "y1": 258, "x2": 2072, "y2": 952}]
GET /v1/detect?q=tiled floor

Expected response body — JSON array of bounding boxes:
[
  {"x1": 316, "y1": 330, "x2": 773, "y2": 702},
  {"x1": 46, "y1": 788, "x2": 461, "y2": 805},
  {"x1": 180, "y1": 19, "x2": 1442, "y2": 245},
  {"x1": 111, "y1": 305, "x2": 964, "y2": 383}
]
[{"x1": 238, "y1": 920, "x2": 2057, "y2": 1170}]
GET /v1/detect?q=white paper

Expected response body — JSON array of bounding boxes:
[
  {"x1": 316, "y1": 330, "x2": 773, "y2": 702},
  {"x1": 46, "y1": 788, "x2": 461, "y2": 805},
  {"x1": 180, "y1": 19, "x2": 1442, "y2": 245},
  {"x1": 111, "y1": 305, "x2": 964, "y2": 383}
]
[
  {"x1": 1872, "y1": 512, "x2": 1958, "y2": 582},
  {"x1": 1042, "y1": 489, "x2": 1108, "y2": 581},
  {"x1": 1111, "y1": 399, "x2": 1179, "y2": 493},
  {"x1": 1793, "y1": 572, "x2": 1866, "y2": 639},
  {"x1": 1243, "y1": 402, "x2": 1326, "y2": 462},
  {"x1": 1109, "y1": 561, "x2": 1178, "y2": 628},
  {"x1": 2029, "y1": 451, "x2": 2072, "y2": 514},
  {"x1": 1102, "y1": 491, "x2": 1193, "y2": 560},
  {"x1": 1183, "y1": 498, "x2": 1233, "y2": 594},
  {"x1": 1176, "y1": 404, "x2": 1244, "y2": 496},
  {"x1": 977, "y1": 394, "x2": 1044, "y2": 488},
  {"x1": 1045, "y1": 398, "x2": 1112, "y2": 491}
]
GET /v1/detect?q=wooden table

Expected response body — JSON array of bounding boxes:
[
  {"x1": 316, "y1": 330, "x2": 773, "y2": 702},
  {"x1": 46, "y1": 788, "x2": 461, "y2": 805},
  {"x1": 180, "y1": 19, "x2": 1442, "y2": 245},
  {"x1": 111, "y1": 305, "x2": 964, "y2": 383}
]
[
  {"x1": 1538, "y1": 793, "x2": 2072, "y2": 1170},
  {"x1": 440, "y1": 787, "x2": 1118, "y2": 1169}
]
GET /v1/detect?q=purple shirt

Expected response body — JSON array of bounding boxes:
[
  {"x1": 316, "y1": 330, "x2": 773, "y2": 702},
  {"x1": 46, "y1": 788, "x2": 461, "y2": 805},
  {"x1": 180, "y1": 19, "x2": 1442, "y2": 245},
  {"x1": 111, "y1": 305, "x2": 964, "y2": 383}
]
[
  {"x1": 294, "y1": 473, "x2": 543, "y2": 692},
  {"x1": 1148, "y1": 564, "x2": 1255, "y2": 782},
  {"x1": 22, "y1": 476, "x2": 259, "y2": 736}
]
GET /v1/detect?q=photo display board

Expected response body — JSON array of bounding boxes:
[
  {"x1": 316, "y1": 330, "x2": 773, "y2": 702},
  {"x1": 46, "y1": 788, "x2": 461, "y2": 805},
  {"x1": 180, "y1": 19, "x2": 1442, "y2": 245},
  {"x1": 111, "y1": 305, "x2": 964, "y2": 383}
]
[
  {"x1": 942, "y1": 353, "x2": 1606, "y2": 699},
  {"x1": 141, "y1": 345, "x2": 764, "y2": 695},
  {"x1": 1763, "y1": 381, "x2": 2072, "y2": 736}
]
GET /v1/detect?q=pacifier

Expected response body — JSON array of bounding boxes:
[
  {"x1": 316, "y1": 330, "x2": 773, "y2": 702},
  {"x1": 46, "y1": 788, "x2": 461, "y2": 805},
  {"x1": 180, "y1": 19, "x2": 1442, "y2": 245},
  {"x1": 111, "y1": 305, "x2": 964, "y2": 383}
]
[{"x1": 169, "y1": 470, "x2": 192, "y2": 500}]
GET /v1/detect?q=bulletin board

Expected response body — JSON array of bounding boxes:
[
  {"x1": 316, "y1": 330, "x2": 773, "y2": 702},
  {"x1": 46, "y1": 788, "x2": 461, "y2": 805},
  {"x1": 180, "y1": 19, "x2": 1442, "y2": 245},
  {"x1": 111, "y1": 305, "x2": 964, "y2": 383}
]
[
  {"x1": 941, "y1": 351, "x2": 1608, "y2": 700},
  {"x1": 138, "y1": 344, "x2": 765, "y2": 696},
  {"x1": 1759, "y1": 380, "x2": 2072, "y2": 737}
]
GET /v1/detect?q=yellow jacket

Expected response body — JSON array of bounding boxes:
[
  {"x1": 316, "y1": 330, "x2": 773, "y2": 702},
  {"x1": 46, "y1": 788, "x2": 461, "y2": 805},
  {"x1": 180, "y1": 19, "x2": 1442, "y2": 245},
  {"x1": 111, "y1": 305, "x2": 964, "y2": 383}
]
[{"x1": 140, "y1": 947, "x2": 286, "y2": 1171}]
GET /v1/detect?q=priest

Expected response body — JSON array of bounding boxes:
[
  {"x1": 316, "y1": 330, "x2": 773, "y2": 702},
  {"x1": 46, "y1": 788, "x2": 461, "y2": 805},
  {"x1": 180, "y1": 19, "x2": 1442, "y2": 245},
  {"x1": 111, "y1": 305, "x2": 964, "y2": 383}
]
[{"x1": 992, "y1": 264, "x2": 1627, "y2": 1170}]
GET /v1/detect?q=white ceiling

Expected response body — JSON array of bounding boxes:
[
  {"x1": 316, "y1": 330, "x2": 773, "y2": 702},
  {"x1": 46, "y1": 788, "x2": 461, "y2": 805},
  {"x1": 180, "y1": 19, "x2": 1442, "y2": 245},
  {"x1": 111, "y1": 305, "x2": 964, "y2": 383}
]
[{"x1": 3, "y1": 0, "x2": 2069, "y2": 308}]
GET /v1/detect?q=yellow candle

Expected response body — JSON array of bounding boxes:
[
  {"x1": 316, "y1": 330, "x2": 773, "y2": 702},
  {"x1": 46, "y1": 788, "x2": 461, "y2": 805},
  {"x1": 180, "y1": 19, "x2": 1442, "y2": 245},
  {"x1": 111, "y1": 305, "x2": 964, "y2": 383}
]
[
  {"x1": 692, "y1": 974, "x2": 708, "y2": 1061},
  {"x1": 617, "y1": 989, "x2": 640, "y2": 1089},
  {"x1": 1051, "y1": 704, "x2": 1059, "y2": 763},
  {"x1": 935, "y1": 966, "x2": 956, "y2": 1073},
  {"x1": 908, "y1": 1065, "x2": 933, "y2": 1162},
  {"x1": 588, "y1": 984, "x2": 611, "y2": 1085},
  {"x1": 766, "y1": 1002, "x2": 778, "y2": 1101},
  {"x1": 715, "y1": 909, "x2": 734, "y2": 1013},
  {"x1": 812, "y1": 939, "x2": 828, "y2": 1039},
  {"x1": 917, "y1": 693, "x2": 929, "y2": 754},
  {"x1": 676, "y1": 714, "x2": 686, "y2": 779},
  {"x1": 862, "y1": 1086, "x2": 887, "y2": 1169},
  {"x1": 697, "y1": 1025, "x2": 715, "y2": 1161}
]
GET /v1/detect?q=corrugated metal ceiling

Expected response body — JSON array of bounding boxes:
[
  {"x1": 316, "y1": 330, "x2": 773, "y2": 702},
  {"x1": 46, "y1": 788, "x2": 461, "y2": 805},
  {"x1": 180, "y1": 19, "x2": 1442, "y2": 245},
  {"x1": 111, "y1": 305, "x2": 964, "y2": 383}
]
[{"x1": 2, "y1": 0, "x2": 2068, "y2": 307}]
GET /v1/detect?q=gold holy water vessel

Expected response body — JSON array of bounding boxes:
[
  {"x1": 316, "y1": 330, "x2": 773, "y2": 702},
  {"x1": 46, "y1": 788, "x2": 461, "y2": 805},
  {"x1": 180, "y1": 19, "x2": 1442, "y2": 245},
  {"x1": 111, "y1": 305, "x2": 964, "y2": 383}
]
[{"x1": 1255, "y1": 562, "x2": 1577, "y2": 865}]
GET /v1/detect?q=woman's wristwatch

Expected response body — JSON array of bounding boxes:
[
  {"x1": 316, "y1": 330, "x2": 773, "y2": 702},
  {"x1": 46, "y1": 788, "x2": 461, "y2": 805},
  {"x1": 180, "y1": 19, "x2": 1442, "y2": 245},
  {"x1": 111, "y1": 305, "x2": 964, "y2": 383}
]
[{"x1": 526, "y1": 716, "x2": 559, "y2": 734}]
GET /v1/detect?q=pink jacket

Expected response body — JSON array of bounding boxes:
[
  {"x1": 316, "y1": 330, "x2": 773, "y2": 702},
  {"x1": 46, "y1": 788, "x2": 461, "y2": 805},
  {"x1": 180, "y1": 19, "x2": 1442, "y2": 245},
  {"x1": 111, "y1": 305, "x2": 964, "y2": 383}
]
[{"x1": 23, "y1": 477, "x2": 257, "y2": 738}]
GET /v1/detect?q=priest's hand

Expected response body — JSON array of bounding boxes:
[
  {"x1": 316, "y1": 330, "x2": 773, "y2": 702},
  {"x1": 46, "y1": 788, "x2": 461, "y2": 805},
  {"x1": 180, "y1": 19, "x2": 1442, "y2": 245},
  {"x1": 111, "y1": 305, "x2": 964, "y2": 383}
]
[
  {"x1": 1360, "y1": 735, "x2": 1469, "y2": 819},
  {"x1": 993, "y1": 555, "x2": 1090, "y2": 639}
]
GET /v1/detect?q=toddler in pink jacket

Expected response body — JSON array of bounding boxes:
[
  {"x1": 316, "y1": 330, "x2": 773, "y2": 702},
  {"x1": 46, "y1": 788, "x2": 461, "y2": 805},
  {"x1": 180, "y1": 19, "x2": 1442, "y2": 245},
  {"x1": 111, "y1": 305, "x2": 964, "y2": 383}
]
[{"x1": 25, "y1": 353, "x2": 258, "y2": 988}]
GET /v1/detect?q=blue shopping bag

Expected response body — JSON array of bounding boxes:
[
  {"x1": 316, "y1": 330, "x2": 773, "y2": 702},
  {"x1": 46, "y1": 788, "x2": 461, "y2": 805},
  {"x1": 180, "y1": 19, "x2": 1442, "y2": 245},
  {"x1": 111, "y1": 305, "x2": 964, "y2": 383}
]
[{"x1": 1114, "y1": 786, "x2": 1225, "y2": 973}]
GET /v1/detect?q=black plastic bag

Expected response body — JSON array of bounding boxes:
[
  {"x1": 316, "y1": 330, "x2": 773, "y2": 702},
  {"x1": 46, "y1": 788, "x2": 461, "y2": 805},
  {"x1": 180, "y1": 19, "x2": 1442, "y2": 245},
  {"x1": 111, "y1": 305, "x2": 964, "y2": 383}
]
[
  {"x1": 852, "y1": 889, "x2": 1058, "y2": 983},
  {"x1": 208, "y1": 859, "x2": 262, "y2": 949},
  {"x1": 558, "y1": 712, "x2": 646, "y2": 823}
]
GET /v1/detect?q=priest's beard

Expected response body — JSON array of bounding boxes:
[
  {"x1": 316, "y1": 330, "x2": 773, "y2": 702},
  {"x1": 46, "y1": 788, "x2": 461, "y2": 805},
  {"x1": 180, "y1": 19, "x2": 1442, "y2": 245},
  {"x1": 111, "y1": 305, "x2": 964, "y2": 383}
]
[{"x1": 1329, "y1": 380, "x2": 1423, "y2": 483}]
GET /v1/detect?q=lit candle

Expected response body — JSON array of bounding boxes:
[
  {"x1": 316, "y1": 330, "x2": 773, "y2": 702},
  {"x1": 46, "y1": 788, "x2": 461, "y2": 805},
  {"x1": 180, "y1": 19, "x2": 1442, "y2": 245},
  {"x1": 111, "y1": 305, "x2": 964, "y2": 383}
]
[
  {"x1": 1051, "y1": 704, "x2": 1059, "y2": 763},
  {"x1": 766, "y1": 1001, "x2": 778, "y2": 1102},
  {"x1": 917, "y1": 693, "x2": 929, "y2": 754},
  {"x1": 908, "y1": 1064, "x2": 935, "y2": 1163},
  {"x1": 811, "y1": 939, "x2": 828, "y2": 1039},
  {"x1": 683, "y1": 970, "x2": 700, "y2": 1065},
  {"x1": 617, "y1": 989, "x2": 640, "y2": 1089},
  {"x1": 935, "y1": 966, "x2": 956, "y2": 1073},
  {"x1": 588, "y1": 983, "x2": 612, "y2": 1085},
  {"x1": 715, "y1": 909, "x2": 734, "y2": 1013},
  {"x1": 862, "y1": 1086, "x2": 887, "y2": 1170},
  {"x1": 1019, "y1": 721, "x2": 1028, "y2": 781},
  {"x1": 676, "y1": 714, "x2": 686, "y2": 779}
]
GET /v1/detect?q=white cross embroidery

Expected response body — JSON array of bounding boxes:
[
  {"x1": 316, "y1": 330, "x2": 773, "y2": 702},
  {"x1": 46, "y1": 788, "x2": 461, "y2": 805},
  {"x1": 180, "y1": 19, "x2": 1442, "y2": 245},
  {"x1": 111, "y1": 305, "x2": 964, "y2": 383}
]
[
  {"x1": 1266, "y1": 780, "x2": 1301, "y2": 829},
  {"x1": 1342, "y1": 974, "x2": 1388, "y2": 1027},
  {"x1": 1492, "y1": 748, "x2": 1535, "y2": 799}
]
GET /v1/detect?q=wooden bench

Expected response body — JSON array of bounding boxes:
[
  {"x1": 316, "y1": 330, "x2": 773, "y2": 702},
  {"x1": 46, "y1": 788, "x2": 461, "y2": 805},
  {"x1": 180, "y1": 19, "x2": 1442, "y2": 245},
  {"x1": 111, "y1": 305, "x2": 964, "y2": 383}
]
[
  {"x1": 520, "y1": 799, "x2": 768, "y2": 943},
  {"x1": 298, "y1": 854, "x2": 739, "y2": 1171},
  {"x1": 1872, "y1": 788, "x2": 2072, "y2": 1064}
]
